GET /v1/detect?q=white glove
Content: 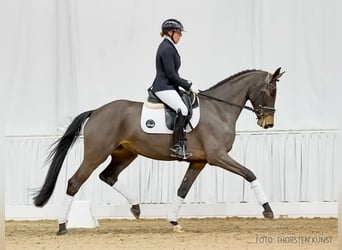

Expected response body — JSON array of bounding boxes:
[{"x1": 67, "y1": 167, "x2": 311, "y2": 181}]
[{"x1": 190, "y1": 84, "x2": 200, "y2": 94}]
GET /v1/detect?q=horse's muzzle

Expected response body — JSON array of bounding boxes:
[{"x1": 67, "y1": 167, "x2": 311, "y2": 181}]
[{"x1": 257, "y1": 115, "x2": 274, "y2": 129}]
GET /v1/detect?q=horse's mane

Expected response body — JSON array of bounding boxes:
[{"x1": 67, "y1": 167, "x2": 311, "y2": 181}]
[{"x1": 204, "y1": 69, "x2": 257, "y2": 91}]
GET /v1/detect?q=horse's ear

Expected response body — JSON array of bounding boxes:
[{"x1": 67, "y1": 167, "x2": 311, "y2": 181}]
[{"x1": 272, "y1": 67, "x2": 285, "y2": 82}]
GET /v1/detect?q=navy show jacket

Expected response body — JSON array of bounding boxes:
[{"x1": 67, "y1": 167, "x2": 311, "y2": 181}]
[{"x1": 151, "y1": 38, "x2": 192, "y2": 92}]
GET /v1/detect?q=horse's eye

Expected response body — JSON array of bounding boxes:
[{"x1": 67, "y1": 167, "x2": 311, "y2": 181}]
[{"x1": 268, "y1": 87, "x2": 276, "y2": 97}]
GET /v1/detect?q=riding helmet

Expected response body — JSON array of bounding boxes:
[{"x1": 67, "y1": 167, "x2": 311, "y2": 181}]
[{"x1": 161, "y1": 19, "x2": 184, "y2": 33}]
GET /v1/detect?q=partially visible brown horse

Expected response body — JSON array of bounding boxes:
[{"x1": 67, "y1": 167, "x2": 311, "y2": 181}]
[{"x1": 34, "y1": 67, "x2": 284, "y2": 234}]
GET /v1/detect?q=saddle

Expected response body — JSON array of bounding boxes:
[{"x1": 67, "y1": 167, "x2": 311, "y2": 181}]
[{"x1": 147, "y1": 89, "x2": 199, "y2": 130}]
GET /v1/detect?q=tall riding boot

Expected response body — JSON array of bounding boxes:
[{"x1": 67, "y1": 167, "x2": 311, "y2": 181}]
[{"x1": 170, "y1": 112, "x2": 192, "y2": 159}]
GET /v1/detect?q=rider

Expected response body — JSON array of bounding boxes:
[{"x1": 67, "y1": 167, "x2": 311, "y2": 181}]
[{"x1": 150, "y1": 18, "x2": 199, "y2": 159}]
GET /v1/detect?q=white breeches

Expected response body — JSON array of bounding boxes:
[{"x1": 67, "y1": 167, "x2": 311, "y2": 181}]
[{"x1": 154, "y1": 90, "x2": 188, "y2": 116}]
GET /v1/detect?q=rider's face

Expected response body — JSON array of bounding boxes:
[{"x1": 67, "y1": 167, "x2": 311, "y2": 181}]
[{"x1": 168, "y1": 30, "x2": 182, "y2": 44}]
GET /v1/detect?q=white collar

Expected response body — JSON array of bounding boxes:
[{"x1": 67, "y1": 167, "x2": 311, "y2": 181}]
[{"x1": 164, "y1": 35, "x2": 176, "y2": 46}]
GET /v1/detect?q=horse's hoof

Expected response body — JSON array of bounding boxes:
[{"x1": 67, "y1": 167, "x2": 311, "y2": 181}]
[
  {"x1": 56, "y1": 223, "x2": 68, "y2": 236},
  {"x1": 172, "y1": 224, "x2": 184, "y2": 233},
  {"x1": 56, "y1": 229, "x2": 68, "y2": 236},
  {"x1": 263, "y1": 210, "x2": 274, "y2": 219},
  {"x1": 130, "y1": 204, "x2": 141, "y2": 219}
]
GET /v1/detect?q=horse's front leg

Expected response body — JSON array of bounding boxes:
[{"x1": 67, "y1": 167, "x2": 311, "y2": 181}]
[
  {"x1": 168, "y1": 161, "x2": 206, "y2": 232},
  {"x1": 209, "y1": 152, "x2": 274, "y2": 219}
]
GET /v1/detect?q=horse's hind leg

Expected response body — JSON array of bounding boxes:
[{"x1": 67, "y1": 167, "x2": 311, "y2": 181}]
[
  {"x1": 168, "y1": 161, "x2": 206, "y2": 232},
  {"x1": 209, "y1": 152, "x2": 274, "y2": 219},
  {"x1": 99, "y1": 147, "x2": 140, "y2": 218},
  {"x1": 57, "y1": 159, "x2": 104, "y2": 235}
]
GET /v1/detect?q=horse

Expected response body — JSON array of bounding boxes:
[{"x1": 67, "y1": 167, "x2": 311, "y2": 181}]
[{"x1": 33, "y1": 67, "x2": 284, "y2": 234}]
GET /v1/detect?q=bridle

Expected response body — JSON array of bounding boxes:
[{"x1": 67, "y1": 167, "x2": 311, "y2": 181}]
[
  {"x1": 254, "y1": 81, "x2": 276, "y2": 119},
  {"x1": 198, "y1": 76, "x2": 276, "y2": 119}
]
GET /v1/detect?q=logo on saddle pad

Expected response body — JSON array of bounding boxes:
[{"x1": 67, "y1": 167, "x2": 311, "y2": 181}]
[{"x1": 140, "y1": 98, "x2": 200, "y2": 134}]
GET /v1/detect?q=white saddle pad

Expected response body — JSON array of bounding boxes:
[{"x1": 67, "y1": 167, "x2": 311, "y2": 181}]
[{"x1": 140, "y1": 101, "x2": 200, "y2": 134}]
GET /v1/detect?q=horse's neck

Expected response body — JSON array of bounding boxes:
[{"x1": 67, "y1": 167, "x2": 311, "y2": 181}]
[
  {"x1": 204, "y1": 72, "x2": 264, "y2": 122},
  {"x1": 207, "y1": 76, "x2": 252, "y2": 108}
]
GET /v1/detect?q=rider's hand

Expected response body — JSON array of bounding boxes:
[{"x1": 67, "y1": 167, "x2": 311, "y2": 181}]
[{"x1": 190, "y1": 84, "x2": 200, "y2": 95}]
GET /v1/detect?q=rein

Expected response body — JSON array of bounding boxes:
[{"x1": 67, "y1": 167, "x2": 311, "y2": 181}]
[
  {"x1": 197, "y1": 76, "x2": 277, "y2": 117},
  {"x1": 198, "y1": 92, "x2": 256, "y2": 113}
]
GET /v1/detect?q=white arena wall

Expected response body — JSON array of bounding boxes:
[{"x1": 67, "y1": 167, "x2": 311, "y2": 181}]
[
  {"x1": 5, "y1": 130, "x2": 338, "y2": 219},
  {"x1": 2, "y1": 1, "x2": 341, "y2": 220}
]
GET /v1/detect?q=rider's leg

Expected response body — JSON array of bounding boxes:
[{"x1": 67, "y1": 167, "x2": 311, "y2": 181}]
[
  {"x1": 154, "y1": 90, "x2": 191, "y2": 159},
  {"x1": 154, "y1": 90, "x2": 188, "y2": 116},
  {"x1": 170, "y1": 110, "x2": 191, "y2": 158}
]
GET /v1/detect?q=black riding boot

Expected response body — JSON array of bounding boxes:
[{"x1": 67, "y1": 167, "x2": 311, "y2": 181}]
[{"x1": 170, "y1": 112, "x2": 192, "y2": 159}]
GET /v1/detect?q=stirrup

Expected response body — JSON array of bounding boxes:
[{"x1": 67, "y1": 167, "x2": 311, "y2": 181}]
[{"x1": 170, "y1": 146, "x2": 192, "y2": 159}]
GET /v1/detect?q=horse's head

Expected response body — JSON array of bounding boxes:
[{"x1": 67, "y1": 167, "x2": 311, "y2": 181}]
[{"x1": 249, "y1": 67, "x2": 284, "y2": 129}]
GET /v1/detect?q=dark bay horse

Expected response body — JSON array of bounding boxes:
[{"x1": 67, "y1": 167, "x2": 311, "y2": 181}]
[{"x1": 34, "y1": 67, "x2": 284, "y2": 234}]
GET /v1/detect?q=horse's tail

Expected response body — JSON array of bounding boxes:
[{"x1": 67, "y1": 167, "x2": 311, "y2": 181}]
[{"x1": 33, "y1": 110, "x2": 93, "y2": 207}]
